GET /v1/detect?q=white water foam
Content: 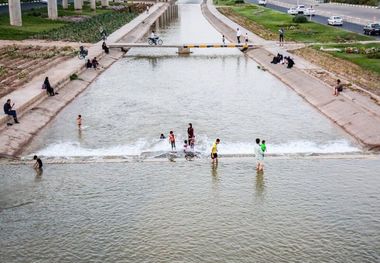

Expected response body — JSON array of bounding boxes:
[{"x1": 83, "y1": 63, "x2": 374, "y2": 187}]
[{"x1": 35, "y1": 139, "x2": 360, "y2": 158}]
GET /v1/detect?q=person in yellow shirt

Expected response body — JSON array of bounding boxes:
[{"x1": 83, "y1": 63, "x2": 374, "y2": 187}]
[{"x1": 211, "y1": 138, "x2": 220, "y2": 164}]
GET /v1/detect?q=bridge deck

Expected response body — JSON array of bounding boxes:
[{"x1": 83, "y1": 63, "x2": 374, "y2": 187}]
[{"x1": 108, "y1": 43, "x2": 256, "y2": 48}]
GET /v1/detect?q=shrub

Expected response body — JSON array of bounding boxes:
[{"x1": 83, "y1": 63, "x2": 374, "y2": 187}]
[
  {"x1": 292, "y1": 15, "x2": 308, "y2": 23},
  {"x1": 235, "y1": 0, "x2": 245, "y2": 3}
]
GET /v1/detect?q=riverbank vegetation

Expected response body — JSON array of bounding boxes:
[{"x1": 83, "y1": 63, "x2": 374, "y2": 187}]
[{"x1": 0, "y1": 3, "x2": 144, "y2": 42}]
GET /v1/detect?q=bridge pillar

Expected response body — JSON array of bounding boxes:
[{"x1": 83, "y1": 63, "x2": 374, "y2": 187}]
[
  {"x1": 178, "y1": 47, "x2": 190, "y2": 55},
  {"x1": 74, "y1": 0, "x2": 82, "y2": 10},
  {"x1": 48, "y1": 0, "x2": 58, "y2": 20},
  {"x1": 9, "y1": 0, "x2": 22, "y2": 26},
  {"x1": 62, "y1": 0, "x2": 68, "y2": 9},
  {"x1": 90, "y1": 0, "x2": 96, "y2": 10},
  {"x1": 101, "y1": 0, "x2": 109, "y2": 7}
]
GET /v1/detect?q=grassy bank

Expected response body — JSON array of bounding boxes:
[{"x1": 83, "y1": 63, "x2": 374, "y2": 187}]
[
  {"x1": 313, "y1": 43, "x2": 380, "y2": 75},
  {"x1": 215, "y1": 2, "x2": 372, "y2": 43},
  {"x1": 0, "y1": 4, "x2": 140, "y2": 42}
]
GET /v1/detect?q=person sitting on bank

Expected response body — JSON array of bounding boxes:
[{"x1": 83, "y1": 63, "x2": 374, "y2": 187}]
[
  {"x1": 3, "y1": 99, "x2": 19, "y2": 124},
  {"x1": 286, "y1": 57, "x2": 295, "y2": 69},
  {"x1": 92, "y1": 57, "x2": 99, "y2": 69},
  {"x1": 271, "y1": 53, "x2": 283, "y2": 64},
  {"x1": 333, "y1": 79, "x2": 346, "y2": 96},
  {"x1": 86, "y1": 59, "x2": 92, "y2": 69},
  {"x1": 102, "y1": 41, "x2": 109, "y2": 54},
  {"x1": 44, "y1": 77, "x2": 56, "y2": 96}
]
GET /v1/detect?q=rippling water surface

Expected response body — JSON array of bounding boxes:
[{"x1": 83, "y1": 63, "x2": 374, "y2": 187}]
[
  {"x1": 1, "y1": 159, "x2": 379, "y2": 262},
  {"x1": 26, "y1": 1, "x2": 357, "y2": 158},
  {"x1": 2, "y1": 1, "x2": 379, "y2": 262}
]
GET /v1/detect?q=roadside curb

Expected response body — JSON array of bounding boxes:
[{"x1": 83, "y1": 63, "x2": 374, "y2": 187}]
[{"x1": 330, "y1": 2, "x2": 379, "y2": 9}]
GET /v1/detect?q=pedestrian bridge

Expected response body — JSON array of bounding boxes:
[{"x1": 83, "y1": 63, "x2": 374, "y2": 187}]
[{"x1": 108, "y1": 43, "x2": 257, "y2": 54}]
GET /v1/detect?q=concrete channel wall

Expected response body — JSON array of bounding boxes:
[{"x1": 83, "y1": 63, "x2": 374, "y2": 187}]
[
  {"x1": 0, "y1": 3, "x2": 175, "y2": 158},
  {"x1": 202, "y1": 0, "x2": 380, "y2": 150}
]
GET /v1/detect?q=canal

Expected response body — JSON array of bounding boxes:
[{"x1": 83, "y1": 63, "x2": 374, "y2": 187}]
[{"x1": 1, "y1": 1, "x2": 379, "y2": 262}]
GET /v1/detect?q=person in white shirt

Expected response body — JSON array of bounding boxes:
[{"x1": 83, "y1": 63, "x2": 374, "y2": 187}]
[
  {"x1": 244, "y1": 33, "x2": 249, "y2": 44},
  {"x1": 254, "y1": 138, "x2": 264, "y2": 171},
  {"x1": 236, "y1": 28, "x2": 242, "y2": 44}
]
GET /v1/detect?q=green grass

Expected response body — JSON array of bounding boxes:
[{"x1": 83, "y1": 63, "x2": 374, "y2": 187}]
[
  {"x1": 0, "y1": 14, "x2": 66, "y2": 40},
  {"x1": 0, "y1": 5, "x2": 116, "y2": 40},
  {"x1": 314, "y1": 43, "x2": 380, "y2": 74},
  {"x1": 219, "y1": 4, "x2": 373, "y2": 43}
]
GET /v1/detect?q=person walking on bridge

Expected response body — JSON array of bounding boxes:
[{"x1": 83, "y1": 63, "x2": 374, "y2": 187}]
[{"x1": 236, "y1": 28, "x2": 242, "y2": 44}]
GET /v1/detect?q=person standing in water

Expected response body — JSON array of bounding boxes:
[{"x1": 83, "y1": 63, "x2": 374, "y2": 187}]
[
  {"x1": 169, "y1": 131, "x2": 176, "y2": 151},
  {"x1": 211, "y1": 138, "x2": 220, "y2": 164},
  {"x1": 254, "y1": 138, "x2": 264, "y2": 171},
  {"x1": 33, "y1": 155, "x2": 43, "y2": 169},
  {"x1": 77, "y1": 115, "x2": 82, "y2": 129},
  {"x1": 187, "y1": 123, "x2": 195, "y2": 149}
]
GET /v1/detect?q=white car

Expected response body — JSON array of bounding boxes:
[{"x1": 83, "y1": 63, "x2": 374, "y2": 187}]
[
  {"x1": 287, "y1": 5, "x2": 306, "y2": 15},
  {"x1": 258, "y1": 0, "x2": 267, "y2": 6},
  {"x1": 287, "y1": 7, "x2": 299, "y2": 15},
  {"x1": 304, "y1": 8, "x2": 316, "y2": 16},
  {"x1": 328, "y1": 16, "x2": 343, "y2": 26}
]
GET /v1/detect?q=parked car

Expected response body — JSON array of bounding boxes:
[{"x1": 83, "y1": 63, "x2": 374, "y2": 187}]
[
  {"x1": 258, "y1": 0, "x2": 267, "y2": 6},
  {"x1": 327, "y1": 16, "x2": 343, "y2": 26},
  {"x1": 287, "y1": 5, "x2": 306, "y2": 15},
  {"x1": 363, "y1": 23, "x2": 380, "y2": 35},
  {"x1": 304, "y1": 8, "x2": 316, "y2": 16}
]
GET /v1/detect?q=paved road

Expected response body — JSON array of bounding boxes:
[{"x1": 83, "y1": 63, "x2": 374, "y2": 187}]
[
  {"x1": 270, "y1": 0, "x2": 380, "y2": 23},
  {"x1": 247, "y1": 0, "x2": 380, "y2": 40}
]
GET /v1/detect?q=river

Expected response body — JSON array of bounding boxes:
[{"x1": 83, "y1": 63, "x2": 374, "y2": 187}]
[{"x1": 1, "y1": 1, "x2": 379, "y2": 262}]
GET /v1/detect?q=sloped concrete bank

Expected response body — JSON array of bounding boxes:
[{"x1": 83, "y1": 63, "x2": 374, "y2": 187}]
[
  {"x1": 0, "y1": 3, "x2": 172, "y2": 158},
  {"x1": 201, "y1": 0, "x2": 380, "y2": 151}
]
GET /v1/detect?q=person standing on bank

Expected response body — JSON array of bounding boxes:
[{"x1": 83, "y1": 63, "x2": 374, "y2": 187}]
[
  {"x1": 3, "y1": 99, "x2": 19, "y2": 124},
  {"x1": 279, "y1": 27, "x2": 285, "y2": 46},
  {"x1": 236, "y1": 28, "x2": 242, "y2": 44},
  {"x1": 244, "y1": 33, "x2": 249, "y2": 44}
]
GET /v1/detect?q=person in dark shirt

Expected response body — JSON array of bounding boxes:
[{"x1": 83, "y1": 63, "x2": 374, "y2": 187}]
[
  {"x1": 187, "y1": 123, "x2": 195, "y2": 149},
  {"x1": 33, "y1": 155, "x2": 43, "y2": 169},
  {"x1": 3, "y1": 99, "x2": 19, "y2": 124},
  {"x1": 92, "y1": 57, "x2": 99, "y2": 69},
  {"x1": 102, "y1": 42, "x2": 109, "y2": 54},
  {"x1": 86, "y1": 59, "x2": 92, "y2": 68},
  {"x1": 44, "y1": 77, "x2": 55, "y2": 96}
]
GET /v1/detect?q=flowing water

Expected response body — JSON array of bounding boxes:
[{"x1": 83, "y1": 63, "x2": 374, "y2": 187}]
[{"x1": 1, "y1": 1, "x2": 379, "y2": 262}]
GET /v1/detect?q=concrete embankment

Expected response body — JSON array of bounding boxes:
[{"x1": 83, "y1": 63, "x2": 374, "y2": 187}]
[
  {"x1": 0, "y1": 3, "x2": 175, "y2": 158},
  {"x1": 202, "y1": 0, "x2": 380, "y2": 150}
]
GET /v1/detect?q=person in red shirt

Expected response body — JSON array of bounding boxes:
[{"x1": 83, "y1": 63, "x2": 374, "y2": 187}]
[{"x1": 169, "y1": 131, "x2": 176, "y2": 151}]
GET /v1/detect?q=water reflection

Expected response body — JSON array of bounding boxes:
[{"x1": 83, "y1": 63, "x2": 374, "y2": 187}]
[{"x1": 255, "y1": 171, "x2": 265, "y2": 199}]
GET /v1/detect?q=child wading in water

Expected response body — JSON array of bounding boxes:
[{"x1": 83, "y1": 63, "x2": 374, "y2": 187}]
[
  {"x1": 261, "y1": 140, "x2": 267, "y2": 156},
  {"x1": 211, "y1": 138, "x2": 220, "y2": 164},
  {"x1": 169, "y1": 131, "x2": 176, "y2": 151},
  {"x1": 77, "y1": 115, "x2": 82, "y2": 129}
]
